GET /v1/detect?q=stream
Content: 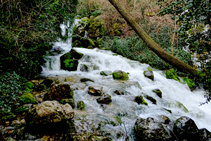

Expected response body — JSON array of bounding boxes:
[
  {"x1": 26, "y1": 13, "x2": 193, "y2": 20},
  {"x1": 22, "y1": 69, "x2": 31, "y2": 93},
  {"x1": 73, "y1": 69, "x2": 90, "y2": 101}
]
[{"x1": 41, "y1": 19, "x2": 211, "y2": 140}]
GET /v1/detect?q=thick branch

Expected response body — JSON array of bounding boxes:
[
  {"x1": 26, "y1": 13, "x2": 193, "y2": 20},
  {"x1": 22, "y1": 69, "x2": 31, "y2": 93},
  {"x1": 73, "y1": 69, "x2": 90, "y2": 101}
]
[{"x1": 108, "y1": 0, "x2": 198, "y2": 75}]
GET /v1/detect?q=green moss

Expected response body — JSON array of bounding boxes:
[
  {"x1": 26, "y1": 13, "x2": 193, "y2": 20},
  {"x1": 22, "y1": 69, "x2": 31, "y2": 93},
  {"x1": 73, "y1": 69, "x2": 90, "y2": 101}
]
[
  {"x1": 20, "y1": 93, "x2": 37, "y2": 104},
  {"x1": 77, "y1": 101, "x2": 85, "y2": 110},
  {"x1": 146, "y1": 95, "x2": 157, "y2": 104},
  {"x1": 183, "y1": 77, "x2": 196, "y2": 91},
  {"x1": 152, "y1": 89, "x2": 162, "y2": 98},
  {"x1": 60, "y1": 98, "x2": 75, "y2": 108},
  {"x1": 165, "y1": 69, "x2": 181, "y2": 83},
  {"x1": 112, "y1": 71, "x2": 129, "y2": 80},
  {"x1": 25, "y1": 82, "x2": 34, "y2": 89},
  {"x1": 14, "y1": 106, "x2": 27, "y2": 113}
]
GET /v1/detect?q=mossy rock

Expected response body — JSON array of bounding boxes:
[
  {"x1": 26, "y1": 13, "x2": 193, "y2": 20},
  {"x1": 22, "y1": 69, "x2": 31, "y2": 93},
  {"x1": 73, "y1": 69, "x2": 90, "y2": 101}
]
[
  {"x1": 165, "y1": 69, "x2": 181, "y2": 83},
  {"x1": 152, "y1": 89, "x2": 162, "y2": 98},
  {"x1": 144, "y1": 70, "x2": 154, "y2": 81},
  {"x1": 20, "y1": 93, "x2": 37, "y2": 104},
  {"x1": 100, "y1": 70, "x2": 112, "y2": 76},
  {"x1": 135, "y1": 95, "x2": 148, "y2": 106},
  {"x1": 60, "y1": 98, "x2": 75, "y2": 108},
  {"x1": 80, "y1": 78, "x2": 94, "y2": 83},
  {"x1": 41, "y1": 79, "x2": 53, "y2": 88},
  {"x1": 112, "y1": 70, "x2": 129, "y2": 80},
  {"x1": 146, "y1": 95, "x2": 156, "y2": 104},
  {"x1": 25, "y1": 82, "x2": 34, "y2": 89},
  {"x1": 60, "y1": 49, "x2": 83, "y2": 71},
  {"x1": 183, "y1": 78, "x2": 196, "y2": 91},
  {"x1": 77, "y1": 101, "x2": 85, "y2": 110},
  {"x1": 35, "y1": 83, "x2": 47, "y2": 91},
  {"x1": 96, "y1": 94, "x2": 112, "y2": 104},
  {"x1": 80, "y1": 64, "x2": 89, "y2": 72},
  {"x1": 44, "y1": 84, "x2": 74, "y2": 101}
]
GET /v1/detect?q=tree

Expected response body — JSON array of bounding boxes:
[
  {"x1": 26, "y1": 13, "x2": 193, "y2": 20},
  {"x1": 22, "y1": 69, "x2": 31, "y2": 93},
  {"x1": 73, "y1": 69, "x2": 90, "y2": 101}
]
[{"x1": 108, "y1": 0, "x2": 198, "y2": 75}]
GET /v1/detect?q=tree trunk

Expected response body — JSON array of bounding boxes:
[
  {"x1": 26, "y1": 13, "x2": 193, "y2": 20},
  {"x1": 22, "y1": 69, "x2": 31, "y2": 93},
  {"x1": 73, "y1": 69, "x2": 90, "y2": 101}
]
[{"x1": 108, "y1": 0, "x2": 198, "y2": 75}]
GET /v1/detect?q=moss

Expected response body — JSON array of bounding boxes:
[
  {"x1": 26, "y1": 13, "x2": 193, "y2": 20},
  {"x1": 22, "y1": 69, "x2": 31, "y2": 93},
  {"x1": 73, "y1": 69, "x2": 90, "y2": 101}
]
[
  {"x1": 77, "y1": 101, "x2": 85, "y2": 110},
  {"x1": 146, "y1": 95, "x2": 157, "y2": 104},
  {"x1": 14, "y1": 106, "x2": 28, "y2": 113},
  {"x1": 20, "y1": 93, "x2": 37, "y2": 104},
  {"x1": 165, "y1": 69, "x2": 181, "y2": 83},
  {"x1": 152, "y1": 89, "x2": 162, "y2": 98},
  {"x1": 25, "y1": 82, "x2": 34, "y2": 89},
  {"x1": 183, "y1": 77, "x2": 196, "y2": 91},
  {"x1": 60, "y1": 98, "x2": 75, "y2": 108},
  {"x1": 135, "y1": 96, "x2": 148, "y2": 106},
  {"x1": 112, "y1": 71, "x2": 129, "y2": 80}
]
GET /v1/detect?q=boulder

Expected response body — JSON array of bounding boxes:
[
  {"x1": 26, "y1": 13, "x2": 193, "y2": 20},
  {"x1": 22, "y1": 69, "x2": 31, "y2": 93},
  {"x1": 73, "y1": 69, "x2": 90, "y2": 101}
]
[
  {"x1": 173, "y1": 116, "x2": 199, "y2": 140},
  {"x1": 88, "y1": 86, "x2": 103, "y2": 96},
  {"x1": 134, "y1": 117, "x2": 173, "y2": 141},
  {"x1": 144, "y1": 70, "x2": 154, "y2": 81},
  {"x1": 112, "y1": 70, "x2": 129, "y2": 80},
  {"x1": 44, "y1": 84, "x2": 74, "y2": 101},
  {"x1": 198, "y1": 128, "x2": 211, "y2": 141},
  {"x1": 135, "y1": 95, "x2": 148, "y2": 106},
  {"x1": 26, "y1": 101, "x2": 74, "y2": 125},
  {"x1": 145, "y1": 95, "x2": 157, "y2": 104},
  {"x1": 60, "y1": 98, "x2": 75, "y2": 109},
  {"x1": 96, "y1": 94, "x2": 112, "y2": 104},
  {"x1": 152, "y1": 89, "x2": 162, "y2": 98},
  {"x1": 77, "y1": 101, "x2": 85, "y2": 110},
  {"x1": 100, "y1": 70, "x2": 112, "y2": 76},
  {"x1": 60, "y1": 49, "x2": 83, "y2": 71}
]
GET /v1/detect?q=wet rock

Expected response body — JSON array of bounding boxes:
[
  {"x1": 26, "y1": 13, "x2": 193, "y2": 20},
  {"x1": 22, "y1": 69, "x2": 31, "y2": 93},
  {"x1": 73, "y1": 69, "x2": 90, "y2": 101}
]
[
  {"x1": 144, "y1": 70, "x2": 154, "y2": 81},
  {"x1": 60, "y1": 49, "x2": 83, "y2": 71},
  {"x1": 60, "y1": 98, "x2": 75, "y2": 108},
  {"x1": 135, "y1": 95, "x2": 148, "y2": 106},
  {"x1": 173, "y1": 116, "x2": 199, "y2": 141},
  {"x1": 114, "y1": 90, "x2": 124, "y2": 95},
  {"x1": 41, "y1": 78, "x2": 53, "y2": 88},
  {"x1": 157, "y1": 115, "x2": 171, "y2": 124},
  {"x1": 152, "y1": 89, "x2": 162, "y2": 98},
  {"x1": 44, "y1": 84, "x2": 74, "y2": 101},
  {"x1": 77, "y1": 101, "x2": 85, "y2": 110},
  {"x1": 112, "y1": 70, "x2": 129, "y2": 80},
  {"x1": 100, "y1": 70, "x2": 112, "y2": 76},
  {"x1": 80, "y1": 64, "x2": 89, "y2": 72},
  {"x1": 26, "y1": 101, "x2": 74, "y2": 125},
  {"x1": 134, "y1": 117, "x2": 173, "y2": 141},
  {"x1": 35, "y1": 84, "x2": 47, "y2": 91},
  {"x1": 145, "y1": 95, "x2": 157, "y2": 104},
  {"x1": 97, "y1": 94, "x2": 112, "y2": 104},
  {"x1": 80, "y1": 78, "x2": 94, "y2": 83},
  {"x1": 163, "y1": 108, "x2": 172, "y2": 114},
  {"x1": 50, "y1": 46, "x2": 64, "y2": 55},
  {"x1": 88, "y1": 86, "x2": 103, "y2": 96},
  {"x1": 198, "y1": 128, "x2": 211, "y2": 141}
]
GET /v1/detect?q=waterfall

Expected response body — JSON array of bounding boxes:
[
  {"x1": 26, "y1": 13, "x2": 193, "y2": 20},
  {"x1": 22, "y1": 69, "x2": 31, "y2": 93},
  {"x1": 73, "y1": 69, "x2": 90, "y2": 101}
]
[{"x1": 41, "y1": 19, "x2": 211, "y2": 140}]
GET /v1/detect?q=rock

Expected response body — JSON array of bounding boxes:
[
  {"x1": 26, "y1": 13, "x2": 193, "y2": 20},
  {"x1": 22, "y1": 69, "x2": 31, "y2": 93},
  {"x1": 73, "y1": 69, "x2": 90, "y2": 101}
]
[
  {"x1": 114, "y1": 90, "x2": 124, "y2": 95},
  {"x1": 41, "y1": 79, "x2": 53, "y2": 88},
  {"x1": 112, "y1": 70, "x2": 129, "y2": 80},
  {"x1": 35, "y1": 84, "x2": 47, "y2": 91},
  {"x1": 60, "y1": 49, "x2": 83, "y2": 71},
  {"x1": 198, "y1": 128, "x2": 211, "y2": 141},
  {"x1": 100, "y1": 70, "x2": 112, "y2": 76},
  {"x1": 80, "y1": 64, "x2": 89, "y2": 72},
  {"x1": 88, "y1": 86, "x2": 103, "y2": 96},
  {"x1": 152, "y1": 89, "x2": 162, "y2": 98},
  {"x1": 26, "y1": 101, "x2": 74, "y2": 125},
  {"x1": 134, "y1": 117, "x2": 173, "y2": 141},
  {"x1": 77, "y1": 101, "x2": 85, "y2": 110},
  {"x1": 60, "y1": 98, "x2": 75, "y2": 108},
  {"x1": 157, "y1": 115, "x2": 171, "y2": 124},
  {"x1": 96, "y1": 94, "x2": 112, "y2": 104},
  {"x1": 145, "y1": 95, "x2": 157, "y2": 104},
  {"x1": 135, "y1": 95, "x2": 148, "y2": 106},
  {"x1": 44, "y1": 84, "x2": 74, "y2": 101},
  {"x1": 173, "y1": 116, "x2": 199, "y2": 140},
  {"x1": 80, "y1": 78, "x2": 94, "y2": 83},
  {"x1": 20, "y1": 93, "x2": 37, "y2": 104},
  {"x1": 144, "y1": 70, "x2": 154, "y2": 81}
]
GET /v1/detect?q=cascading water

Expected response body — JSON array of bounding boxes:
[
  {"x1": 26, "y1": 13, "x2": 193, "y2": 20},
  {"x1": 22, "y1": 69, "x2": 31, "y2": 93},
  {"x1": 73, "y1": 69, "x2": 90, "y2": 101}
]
[{"x1": 41, "y1": 19, "x2": 211, "y2": 140}]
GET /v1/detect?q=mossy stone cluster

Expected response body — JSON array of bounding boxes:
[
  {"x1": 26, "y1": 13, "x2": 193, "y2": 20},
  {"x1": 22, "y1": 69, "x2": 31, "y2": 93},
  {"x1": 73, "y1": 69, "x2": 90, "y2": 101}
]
[
  {"x1": 77, "y1": 101, "x2": 85, "y2": 110},
  {"x1": 60, "y1": 49, "x2": 83, "y2": 71},
  {"x1": 20, "y1": 93, "x2": 37, "y2": 104},
  {"x1": 135, "y1": 95, "x2": 148, "y2": 106},
  {"x1": 112, "y1": 70, "x2": 129, "y2": 80},
  {"x1": 165, "y1": 69, "x2": 181, "y2": 83},
  {"x1": 44, "y1": 84, "x2": 74, "y2": 101}
]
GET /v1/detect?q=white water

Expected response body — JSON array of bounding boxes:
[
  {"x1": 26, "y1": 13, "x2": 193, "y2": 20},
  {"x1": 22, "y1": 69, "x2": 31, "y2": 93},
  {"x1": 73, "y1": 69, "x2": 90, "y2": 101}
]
[{"x1": 41, "y1": 20, "x2": 211, "y2": 140}]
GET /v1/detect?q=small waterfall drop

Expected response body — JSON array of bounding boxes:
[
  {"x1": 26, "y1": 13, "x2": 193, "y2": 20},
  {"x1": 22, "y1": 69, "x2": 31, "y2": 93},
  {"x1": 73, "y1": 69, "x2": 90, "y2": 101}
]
[{"x1": 41, "y1": 19, "x2": 211, "y2": 140}]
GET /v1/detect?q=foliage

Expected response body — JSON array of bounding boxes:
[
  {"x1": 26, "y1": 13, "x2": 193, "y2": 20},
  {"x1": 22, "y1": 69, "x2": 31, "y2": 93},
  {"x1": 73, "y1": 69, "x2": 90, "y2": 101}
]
[
  {"x1": 25, "y1": 82, "x2": 34, "y2": 89},
  {"x1": 157, "y1": 0, "x2": 211, "y2": 53},
  {"x1": 0, "y1": 72, "x2": 27, "y2": 113},
  {"x1": 0, "y1": 0, "x2": 78, "y2": 78},
  {"x1": 20, "y1": 93, "x2": 37, "y2": 104},
  {"x1": 101, "y1": 26, "x2": 193, "y2": 70},
  {"x1": 183, "y1": 77, "x2": 196, "y2": 91}
]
